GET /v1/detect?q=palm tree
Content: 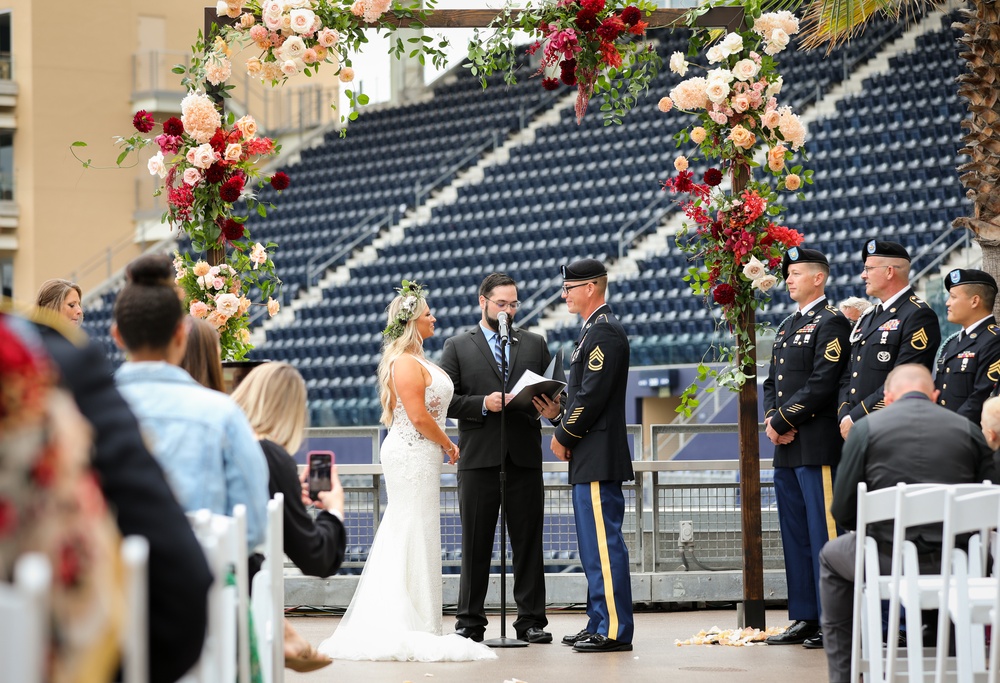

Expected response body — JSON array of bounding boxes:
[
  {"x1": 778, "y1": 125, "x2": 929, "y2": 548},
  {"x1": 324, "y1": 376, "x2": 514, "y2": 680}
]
[{"x1": 792, "y1": 0, "x2": 1000, "y2": 300}]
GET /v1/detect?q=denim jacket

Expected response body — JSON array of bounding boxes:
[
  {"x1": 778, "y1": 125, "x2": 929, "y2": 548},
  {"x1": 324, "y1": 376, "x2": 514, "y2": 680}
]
[{"x1": 115, "y1": 361, "x2": 269, "y2": 547}]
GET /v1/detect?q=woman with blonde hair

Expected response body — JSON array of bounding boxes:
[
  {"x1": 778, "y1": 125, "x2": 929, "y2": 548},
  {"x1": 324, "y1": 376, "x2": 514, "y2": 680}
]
[
  {"x1": 35, "y1": 278, "x2": 84, "y2": 326},
  {"x1": 318, "y1": 281, "x2": 495, "y2": 663},
  {"x1": 232, "y1": 361, "x2": 346, "y2": 672}
]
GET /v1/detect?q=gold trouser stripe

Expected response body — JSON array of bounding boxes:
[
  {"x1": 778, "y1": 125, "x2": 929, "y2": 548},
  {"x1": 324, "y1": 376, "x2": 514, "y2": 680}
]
[
  {"x1": 590, "y1": 482, "x2": 618, "y2": 639},
  {"x1": 822, "y1": 465, "x2": 838, "y2": 540}
]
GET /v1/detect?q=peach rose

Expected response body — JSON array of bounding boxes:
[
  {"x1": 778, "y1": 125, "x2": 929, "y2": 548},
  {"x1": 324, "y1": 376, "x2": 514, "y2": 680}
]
[
  {"x1": 246, "y1": 57, "x2": 263, "y2": 77},
  {"x1": 768, "y1": 144, "x2": 787, "y2": 172},
  {"x1": 303, "y1": 48, "x2": 319, "y2": 64},
  {"x1": 761, "y1": 109, "x2": 781, "y2": 130},
  {"x1": 235, "y1": 115, "x2": 257, "y2": 139},
  {"x1": 224, "y1": 143, "x2": 242, "y2": 162},
  {"x1": 658, "y1": 97, "x2": 673, "y2": 113},
  {"x1": 186, "y1": 143, "x2": 218, "y2": 170},
  {"x1": 728, "y1": 125, "x2": 756, "y2": 149},
  {"x1": 249, "y1": 242, "x2": 268, "y2": 269},
  {"x1": 206, "y1": 311, "x2": 229, "y2": 330},
  {"x1": 190, "y1": 301, "x2": 210, "y2": 318},
  {"x1": 731, "y1": 93, "x2": 751, "y2": 113},
  {"x1": 339, "y1": 67, "x2": 355, "y2": 83},
  {"x1": 240, "y1": 12, "x2": 256, "y2": 28},
  {"x1": 183, "y1": 168, "x2": 202, "y2": 186},
  {"x1": 785, "y1": 173, "x2": 802, "y2": 191},
  {"x1": 690, "y1": 126, "x2": 707, "y2": 144},
  {"x1": 732, "y1": 58, "x2": 759, "y2": 82},
  {"x1": 237, "y1": 328, "x2": 251, "y2": 344},
  {"x1": 215, "y1": 292, "x2": 240, "y2": 317},
  {"x1": 318, "y1": 28, "x2": 339, "y2": 47},
  {"x1": 267, "y1": 297, "x2": 280, "y2": 316}
]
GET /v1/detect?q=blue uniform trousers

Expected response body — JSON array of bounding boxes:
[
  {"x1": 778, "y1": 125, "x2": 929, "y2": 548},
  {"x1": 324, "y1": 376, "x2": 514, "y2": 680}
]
[
  {"x1": 572, "y1": 481, "x2": 634, "y2": 642},
  {"x1": 774, "y1": 465, "x2": 838, "y2": 621}
]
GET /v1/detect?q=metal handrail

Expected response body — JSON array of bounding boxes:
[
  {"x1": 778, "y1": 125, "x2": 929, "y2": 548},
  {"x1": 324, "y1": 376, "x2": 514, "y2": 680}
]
[
  {"x1": 305, "y1": 212, "x2": 393, "y2": 286},
  {"x1": 912, "y1": 228, "x2": 971, "y2": 284},
  {"x1": 414, "y1": 134, "x2": 498, "y2": 207},
  {"x1": 616, "y1": 192, "x2": 671, "y2": 261}
]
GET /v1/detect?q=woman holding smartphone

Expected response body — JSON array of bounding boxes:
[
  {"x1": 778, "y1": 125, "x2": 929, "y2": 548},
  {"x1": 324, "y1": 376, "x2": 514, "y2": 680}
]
[{"x1": 232, "y1": 362, "x2": 346, "y2": 672}]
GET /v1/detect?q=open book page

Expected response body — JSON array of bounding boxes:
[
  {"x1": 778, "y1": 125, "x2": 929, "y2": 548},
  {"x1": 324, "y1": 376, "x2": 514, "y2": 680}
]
[{"x1": 506, "y1": 369, "x2": 567, "y2": 413}]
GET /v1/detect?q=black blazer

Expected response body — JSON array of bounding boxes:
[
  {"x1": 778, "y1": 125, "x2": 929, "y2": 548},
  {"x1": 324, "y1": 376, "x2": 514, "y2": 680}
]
[
  {"x1": 763, "y1": 301, "x2": 851, "y2": 468},
  {"x1": 440, "y1": 325, "x2": 552, "y2": 470},
  {"x1": 553, "y1": 305, "x2": 634, "y2": 485}
]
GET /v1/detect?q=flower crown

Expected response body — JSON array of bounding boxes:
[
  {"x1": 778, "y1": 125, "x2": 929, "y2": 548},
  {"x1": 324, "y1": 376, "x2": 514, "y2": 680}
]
[{"x1": 382, "y1": 280, "x2": 426, "y2": 341}]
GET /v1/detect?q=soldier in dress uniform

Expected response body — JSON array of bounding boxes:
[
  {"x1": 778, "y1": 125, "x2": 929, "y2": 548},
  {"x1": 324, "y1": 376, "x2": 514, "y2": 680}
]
[
  {"x1": 549, "y1": 258, "x2": 635, "y2": 653},
  {"x1": 934, "y1": 268, "x2": 1000, "y2": 424},
  {"x1": 763, "y1": 247, "x2": 852, "y2": 650},
  {"x1": 838, "y1": 240, "x2": 941, "y2": 439}
]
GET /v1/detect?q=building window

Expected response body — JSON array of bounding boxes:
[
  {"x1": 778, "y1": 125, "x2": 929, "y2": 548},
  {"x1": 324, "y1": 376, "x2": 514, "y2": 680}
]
[
  {"x1": 0, "y1": 134, "x2": 12, "y2": 201},
  {"x1": 0, "y1": 12, "x2": 10, "y2": 80}
]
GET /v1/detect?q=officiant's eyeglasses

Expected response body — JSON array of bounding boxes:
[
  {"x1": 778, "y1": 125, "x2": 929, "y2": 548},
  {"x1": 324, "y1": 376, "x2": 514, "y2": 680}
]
[{"x1": 484, "y1": 297, "x2": 520, "y2": 310}]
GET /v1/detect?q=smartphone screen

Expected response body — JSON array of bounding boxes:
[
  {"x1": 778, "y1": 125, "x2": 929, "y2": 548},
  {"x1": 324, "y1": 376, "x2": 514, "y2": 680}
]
[{"x1": 307, "y1": 451, "x2": 334, "y2": 501}]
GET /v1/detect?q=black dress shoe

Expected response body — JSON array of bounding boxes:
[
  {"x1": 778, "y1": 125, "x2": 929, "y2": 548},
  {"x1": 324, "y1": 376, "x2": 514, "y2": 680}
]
[
  {"x1": 802, "y1": 632, "x2": 824, "y2": 649},
  {"x1": 562, "y1": 629, "x2": 594, "y2": 646},
  {"x1": 518, "y1": 627, "x2": 553, "y2": 644},
  {"x1": 765, "y1": 620, "x2": 819, "y2": 645},
  {"x1": 454, "y1": 627, "x2": 484, "y2": 642},
  {"x1": 572, "y1": 634, "x2": 633, "y2": 653}
]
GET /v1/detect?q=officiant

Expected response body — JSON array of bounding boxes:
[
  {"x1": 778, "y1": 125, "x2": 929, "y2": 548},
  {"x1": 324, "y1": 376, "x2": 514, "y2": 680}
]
[{"x1": 440, "y1": 272, "x2": 563, "y2": 645}]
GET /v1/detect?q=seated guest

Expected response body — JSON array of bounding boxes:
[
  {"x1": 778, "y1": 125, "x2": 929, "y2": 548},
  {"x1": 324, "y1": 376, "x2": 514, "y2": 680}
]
[
  {"x1": 181, "y1": 317, "x2": 226, "y2": 393},
  {"x1": 35, "y1": 278, "x2": 84, "y2": 326},
  {"x1": 837, "y1": 296, "x2": 871, "y2": 323},
  {"x1": 24, "y1": 310, "x2": 213, "y2": 683},
  {"x1": 232, "y1": 362, "x2": 347, "y2": 672},
  {"x1": 818, "y1": 364, "x2": 995, "y2": 683},
  {"x1": 111, "y1": 254, "x2": 269, "y2": 548}
]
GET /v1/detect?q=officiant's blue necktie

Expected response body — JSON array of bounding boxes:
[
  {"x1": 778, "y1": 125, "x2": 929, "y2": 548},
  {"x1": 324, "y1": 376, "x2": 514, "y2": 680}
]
[{"x1": 492, "y1": 332, "x2": 507, "y2": 380}]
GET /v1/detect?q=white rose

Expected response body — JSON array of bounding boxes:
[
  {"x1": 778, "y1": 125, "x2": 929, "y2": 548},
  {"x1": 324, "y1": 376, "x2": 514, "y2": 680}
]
[
  {"x1": 742, "y1": 257, "x2": 766, "y2": 280},
  {"x1": 766, "y1": 28, "x2": 790, "y2": 55},
  {"x1": 755, "y1": 274, "x2": 778, "y2": 292},
  {"x1": 280, "y1": 59, "x2": 300, "y2": 76},
  {"x1": 706, "y1": 45, "x2": 727, "y2": 64},
  {"x1": 215, "y1": 292, "x2": 240, "y2": 316},
  {"x1": 216, "y1": 0, "x2": 229, "y2": 16},
  {"x1": 261, "y1": 0, "x2": 284, "y2": 29},
  {"x1": 766, "y1": 75, "x2": 784, "y2": 97},
  {"x1": 147, "y1": 151, "x2": 167, "y2": 178},
  {"x1": 707, "y1": 68, "x2": 734, "y2": 85},
  {"x1": 289, "y1": 8, "x2": 315, "y2": 33},
  {"x1": 720, "y1": 32, "x2": 744, "y2": 56},
  {"x1": 705, "y1": 80, "x2": 731, "y2": 104},
  {"x1": 277, "y1": 35, "x2": 307, "y2": 61},
  {"x1": 669, "y1": 51, "x2": 688, "y2": 76},
  {"x1": 732, "y1": 58, "x2": 759, "y2": 82}
]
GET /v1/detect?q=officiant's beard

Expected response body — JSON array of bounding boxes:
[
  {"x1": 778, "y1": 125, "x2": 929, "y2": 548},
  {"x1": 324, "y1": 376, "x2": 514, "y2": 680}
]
[{"x1": 485, "y1": 312, "x2": 515, "y2": 332}]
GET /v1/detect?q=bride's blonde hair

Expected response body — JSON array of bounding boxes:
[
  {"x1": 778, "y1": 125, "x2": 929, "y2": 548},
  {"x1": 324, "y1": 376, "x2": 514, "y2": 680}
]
[{"x1": 376, "y1": 293, "x2": 428, "y2": 427}]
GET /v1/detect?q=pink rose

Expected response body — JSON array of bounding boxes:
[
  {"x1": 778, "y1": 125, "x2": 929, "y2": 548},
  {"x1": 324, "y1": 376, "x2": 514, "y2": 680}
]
[
  {"x1": 183, "y1": 168, "x2": 202, "y2": 186},
  {"x1": 709, "y1": 110, "x2": 728, "y2": 125},
  {"x1": 213, "y1": 277, "x2": 226, "y2": 290},
  {"x1": 754, "y1": 274, "x2": 778, "y2": 292},
  {"x1": 303, "y1": 48, "x2": 318, "y2": 64},
  {"x1": 155, "y1": 134, "x2": 183, "y2": 155},
  {"x1": 317, "y1": 27, "x2": 339, "y2": 47},
  {"x1": 187, "y1": 143, "x2": 218, "y2": 169},
  {"x1": 785, "y1": 173, "x2": 802, "y2": 191},
  {"x1": 190, "y1": 301, "x2": 210, "y2": 318},
  {"x1": 281, "y1": 59, "x2": 300, "y2": 77}
]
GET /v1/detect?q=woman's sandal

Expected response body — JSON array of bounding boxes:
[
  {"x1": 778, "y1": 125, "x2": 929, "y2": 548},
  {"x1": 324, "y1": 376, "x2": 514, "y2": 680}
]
[{"x1": 285, "y1": 644, "x2": 333, "y2": 672}]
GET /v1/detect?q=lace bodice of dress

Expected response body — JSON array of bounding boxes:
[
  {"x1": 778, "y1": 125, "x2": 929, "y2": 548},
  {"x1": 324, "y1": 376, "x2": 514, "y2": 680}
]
[{"x1": 388, "y1": 355, "x2": 453, "y2": 446}]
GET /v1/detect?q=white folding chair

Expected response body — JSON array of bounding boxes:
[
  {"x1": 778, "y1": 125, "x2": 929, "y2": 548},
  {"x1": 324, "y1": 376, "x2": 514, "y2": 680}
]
[
  {"x1": 853, "y1": 482, "x2": 938, "y2": 682},
  {"x1": 121, "y1": 535, "x2": 150, "y2": 683},
  {"x1": 937, "y1": 489, "x2": 1000, "y2": 683},
  {"x1": 0, "y1": 553, "x2": 51, "y2": 683},
  {"x1": 888, "y1": 483, "x2": 996, "y2": 682},
  {"x1": 181, "y1": 505, "x2": 250, "y2": 683},
  {"x1": 252, "y1": 493, "x2": 285, "y2": 683}
]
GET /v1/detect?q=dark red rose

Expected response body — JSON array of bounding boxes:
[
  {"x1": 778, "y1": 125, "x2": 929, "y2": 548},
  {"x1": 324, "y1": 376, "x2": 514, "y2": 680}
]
[
  {"x1": 581, "y1": 0, "x2": 605, "y2": 12},
  {"x1": 270, "y1": 171, "x2": 290, "y2": 191},
  {"x1": 673, "y1": 170, "x2": 695, "y2": 193},
  {"x1": 219, "y1": 177, "x2": 244, "y2": 203},
  {"x1": 132, "y1": 110, "x2": 155, "y2": 133},
  {"x1": 575, "y1": 9, "x2": 599, "y2": 32},
  {"x1": 209, "y1": 128, "x2": 226, "y2": 153},
  {"x1": 596, "y1": 15, "x2": 625, "y2": 41},
  {"x1": 710, "y1": 220, "x2": 723, "y2": 240},
  {"x1": 713, "y1": 283, "x2": 737, "y2": 306},
  {"x1": 205, "y1": 163, "x2": 227, "y2": 185},
  {"x1": 220, "y1": 218, "x2": 245, "y2": 241},
  {"x1": 621, "y1": 5, "x2": 641, "y2": 25},
  {"x1": 704, "y1": 168, "x2": 723, "y2": 186},
  {"x1": 162, "y1": 117, "x2": 184, "y2": 136},
  {"x1": 541, "y1": 77, "x2": 560, "y2": 91}
]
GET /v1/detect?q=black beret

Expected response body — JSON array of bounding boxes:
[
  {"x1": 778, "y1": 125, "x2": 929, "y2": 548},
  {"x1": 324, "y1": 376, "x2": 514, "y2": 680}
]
[
  {"x1": 561, "y1": 258, "x2": 608, "y2": 282},
  {"x1": 945, "y1": 268, "x2": 998, "y2": 292},
  {"x1": 781, "y1": 246, "x2": 829, "y2": 280},
  {"x1": 862, "y1": 239, "x2": 910, "y2": 262}
]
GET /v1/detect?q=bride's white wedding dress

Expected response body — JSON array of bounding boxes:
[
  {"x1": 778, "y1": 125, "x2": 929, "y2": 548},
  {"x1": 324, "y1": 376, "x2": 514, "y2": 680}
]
[{"x1": 318, "y1": 356, "x2": 496, "y2": 662}]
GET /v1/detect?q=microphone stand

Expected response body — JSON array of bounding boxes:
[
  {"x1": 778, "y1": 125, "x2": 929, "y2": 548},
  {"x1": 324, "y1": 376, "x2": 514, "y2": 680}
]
[{"x1": 484, "y1": 332, "x2": 527, "y2": 648}]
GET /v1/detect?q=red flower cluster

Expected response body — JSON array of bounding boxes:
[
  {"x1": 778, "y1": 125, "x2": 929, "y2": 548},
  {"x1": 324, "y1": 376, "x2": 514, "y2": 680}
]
[
  {"x1": 713, "y1": 283, "x2": 736, "y2": 305},
  {"x1": 220, "y1": 217, "x2": 245, "y2": 242},
  {"x1": 219, "y1": 176, "x2": 245, "y2": 203},
  {"x1": 703, "y1": 168, "x2": 723, "y2": 186},
  {"x1": 542, "y1": 77, "x2": 560, "y2": 90},
  {"x1": 132, "y1": 110, "x2": 155, "y2": 134},
  {"x1": 163, "y1": 117, "x2": 184, "y2": 136}
]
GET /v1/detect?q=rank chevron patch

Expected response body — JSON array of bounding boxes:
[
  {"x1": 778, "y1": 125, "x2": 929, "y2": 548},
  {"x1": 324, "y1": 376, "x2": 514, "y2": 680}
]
[
  {"x1": 588, "y1": 346, "x2": 605, "y2": 371},
  {"x1": 824, "y1": 338, "x2": 842, "y2": 362},
  {"x1": 911, "y1": 328, "x2": 929, "y2": 350},
  {"x1": 989, "y1": 359, "x2": 1000, "y2": 382}
]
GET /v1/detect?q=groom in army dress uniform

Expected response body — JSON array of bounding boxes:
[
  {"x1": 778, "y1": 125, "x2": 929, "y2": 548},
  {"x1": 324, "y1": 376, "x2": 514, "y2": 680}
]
[
  {"x1": 763, "y1": 246, "x2": 852, "y2": 650},
  {"x1": 838, "y1": 239, "x2": 941, "y2": 439},
  {"x1": 934, "y1": 268, "x2": 1000, "y2": 424}
]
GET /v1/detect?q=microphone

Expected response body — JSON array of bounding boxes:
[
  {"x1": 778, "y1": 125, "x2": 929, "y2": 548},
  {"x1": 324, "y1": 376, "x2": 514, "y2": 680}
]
[{"x1": 497, "y1": 311, "x2": 510, "y2": 343}]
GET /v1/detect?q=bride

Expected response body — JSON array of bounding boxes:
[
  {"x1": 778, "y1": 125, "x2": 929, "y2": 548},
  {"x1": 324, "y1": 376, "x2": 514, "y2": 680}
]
[{"x1": 319, "y1": 281, "x2": 497, "y2": 662}]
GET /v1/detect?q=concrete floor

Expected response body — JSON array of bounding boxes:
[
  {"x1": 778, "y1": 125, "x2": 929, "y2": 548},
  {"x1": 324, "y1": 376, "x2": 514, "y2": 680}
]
[{"x1": 286, "y1": 608, "x2": 828, "y2": 683}]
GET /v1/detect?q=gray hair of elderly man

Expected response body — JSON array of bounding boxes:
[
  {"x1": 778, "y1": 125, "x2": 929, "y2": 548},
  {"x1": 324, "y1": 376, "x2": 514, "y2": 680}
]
[{"x1": 838, "y1": 296, "x2": 873, "y2": 320}]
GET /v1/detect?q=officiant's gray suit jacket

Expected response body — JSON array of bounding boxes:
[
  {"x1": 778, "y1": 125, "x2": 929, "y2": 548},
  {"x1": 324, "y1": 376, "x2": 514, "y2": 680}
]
[{"x1": 440, "y1": 326, "x2": 554, "y2": 471}]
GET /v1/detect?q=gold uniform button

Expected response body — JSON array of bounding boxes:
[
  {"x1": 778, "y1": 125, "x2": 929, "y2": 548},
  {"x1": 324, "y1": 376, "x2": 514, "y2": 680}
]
[
  {"x1": 778, "y1": 392, "x2": 783, "y2": 397},
  {"x1": 943, "y1": 384, "x2": 947, "y2": 389},
  {"x1": 945, "y1": 368, "x2": 950, "y2": 373},
  {"x1": 857, "y1": 355, "x2": 862, "y2": 361},
  {"x1": 861, "y1": 340, "x2": 866, "y2": 346},
  {"x1": 852, "y1": 372, "x2": 858, "y2": 378},
  {"x1": 783, "y1": 343, "x2": 788, "y2": 348},
  {"x1": 780, "y1": 359, "x2": 785, "y2": 364},
  {"x1": 778, "y1": 375, "x2": 783, "y2": 380},
  {"x1": 851, "y1": 388, "x2": 856, "y2": 394},
  {"x1": 941, "y1": 400, "x2": 947, "y2": 406}
]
